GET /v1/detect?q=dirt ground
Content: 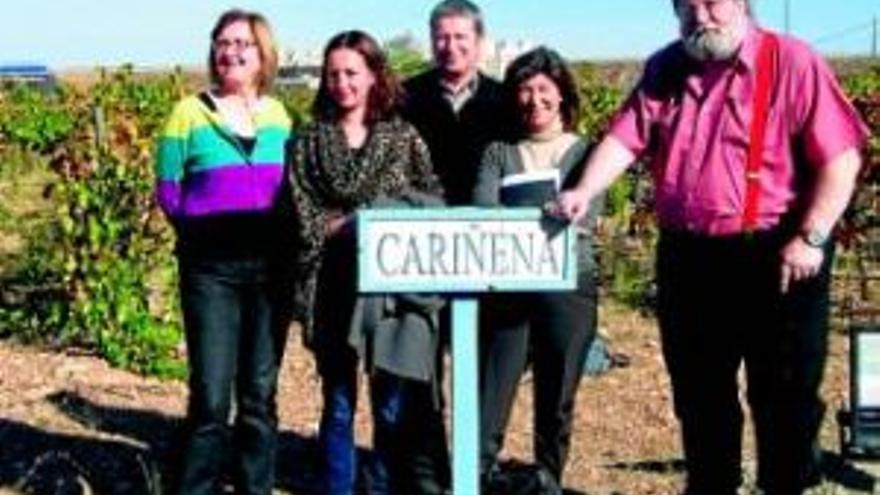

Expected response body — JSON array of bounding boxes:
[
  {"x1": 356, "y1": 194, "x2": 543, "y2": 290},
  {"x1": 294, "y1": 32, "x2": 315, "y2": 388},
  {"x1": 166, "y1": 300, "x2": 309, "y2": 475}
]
[{"x1": 0, "y1": 304, "x2": 877, "y2": 495}]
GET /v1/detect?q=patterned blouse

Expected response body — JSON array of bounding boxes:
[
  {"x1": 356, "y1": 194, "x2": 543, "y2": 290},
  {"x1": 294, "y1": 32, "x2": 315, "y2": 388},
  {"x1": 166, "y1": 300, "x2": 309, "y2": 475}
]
[{"x1": 287, "y1": 116, "x2": 442, "y2": 331}]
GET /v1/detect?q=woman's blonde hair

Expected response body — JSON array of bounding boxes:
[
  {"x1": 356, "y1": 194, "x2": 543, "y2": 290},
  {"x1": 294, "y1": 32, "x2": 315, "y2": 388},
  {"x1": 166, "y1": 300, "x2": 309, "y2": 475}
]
[{"x1": 208, "y1": 9, "x2": 279, "y2": 95}]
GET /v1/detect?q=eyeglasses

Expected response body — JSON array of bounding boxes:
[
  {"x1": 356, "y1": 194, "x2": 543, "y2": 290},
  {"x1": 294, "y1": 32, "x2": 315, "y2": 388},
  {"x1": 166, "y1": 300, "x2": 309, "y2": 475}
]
[{"x1": 213, "y1": 38, "x2": 257, "y2": 52}]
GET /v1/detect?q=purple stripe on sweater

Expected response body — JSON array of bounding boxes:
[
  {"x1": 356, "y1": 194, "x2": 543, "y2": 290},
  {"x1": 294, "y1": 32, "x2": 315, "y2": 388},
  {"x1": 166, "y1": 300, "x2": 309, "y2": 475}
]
[
  {"x1": 180, "y1": 164, "x2": 285, "y2": 216},
  {"x1": 156, "y1": 181, "x2": 182, "y2": 217}
]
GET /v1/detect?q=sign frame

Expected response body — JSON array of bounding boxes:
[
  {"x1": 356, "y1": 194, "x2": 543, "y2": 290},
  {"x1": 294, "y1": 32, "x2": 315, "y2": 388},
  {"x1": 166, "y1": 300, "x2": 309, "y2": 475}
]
[
  {"x1": 357, "y1": 207, "x2": 577, "y2": 294},
  {"x1": 848, "y1": 324, "x2": 880, "y2": 455}
]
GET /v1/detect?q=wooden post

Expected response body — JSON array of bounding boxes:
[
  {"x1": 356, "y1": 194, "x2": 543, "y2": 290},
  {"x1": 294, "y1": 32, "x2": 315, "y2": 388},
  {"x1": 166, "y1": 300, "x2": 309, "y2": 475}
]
[
  {"x1": 92, "y1": 105, "x2": 106, "y2": 151},
  {"x1": 452, "y1": 297, "x2": 480, "y2": 495},
  {"x1": 872, "y1": 16, "x2": 877, "y2": 59}
]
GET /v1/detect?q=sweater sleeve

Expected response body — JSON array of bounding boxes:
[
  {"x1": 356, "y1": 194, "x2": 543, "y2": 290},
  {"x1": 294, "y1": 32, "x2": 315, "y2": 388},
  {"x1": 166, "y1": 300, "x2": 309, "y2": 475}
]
[
  {"x1": 286, "y1": 132, "x2": 327, "y2": 335},
  {"x1": 406, "y1": 126, "x2": 445, "y2": 199},
  {"x1": 472, "y1": 141, "x2": 505, "y2": 207},
  {"x1": 154, "y1": 98, "x2": 192, "y2": 220}
]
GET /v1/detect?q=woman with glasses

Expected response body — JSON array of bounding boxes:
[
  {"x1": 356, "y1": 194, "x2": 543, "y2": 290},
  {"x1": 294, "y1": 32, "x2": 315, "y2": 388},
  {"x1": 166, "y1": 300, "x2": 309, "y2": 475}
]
[
  {"x1": 154, "y1": 9, "x2": 292, "y2": 495},
  {"x1": 287, "y1": 30, "x2": 444, "y2": 495}
]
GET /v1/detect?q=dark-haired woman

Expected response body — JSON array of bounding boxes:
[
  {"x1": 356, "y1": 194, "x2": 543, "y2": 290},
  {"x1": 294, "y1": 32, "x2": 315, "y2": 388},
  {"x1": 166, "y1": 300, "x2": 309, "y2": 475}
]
[
  {"x1": 286, "y1": 31, "x2": 444, "y2": 495},
  {"x1": 474, "y1": 46, "x2": 602, "y2": 490}
]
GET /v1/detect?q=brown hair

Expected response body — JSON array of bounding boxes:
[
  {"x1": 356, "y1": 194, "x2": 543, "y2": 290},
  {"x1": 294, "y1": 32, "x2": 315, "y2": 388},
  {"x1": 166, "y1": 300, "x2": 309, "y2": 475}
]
[
  {"x1": 312, "y1": 30, "x2": 402, "y2": 124},
  {"x1": 208, "y1": 9, "x2": 279, "y2": 95}
]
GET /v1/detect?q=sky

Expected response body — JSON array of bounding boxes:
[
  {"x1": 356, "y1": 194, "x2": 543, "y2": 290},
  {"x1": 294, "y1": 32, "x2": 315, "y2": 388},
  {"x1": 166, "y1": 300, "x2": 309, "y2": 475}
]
[{"x1": 3, "y1": 0, "x2": 878, "y2": 69}]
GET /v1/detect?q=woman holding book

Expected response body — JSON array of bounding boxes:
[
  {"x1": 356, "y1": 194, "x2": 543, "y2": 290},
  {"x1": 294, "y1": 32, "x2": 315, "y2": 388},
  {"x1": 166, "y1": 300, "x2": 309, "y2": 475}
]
[{"x1": 473, "y1": 46, "x2": 602, "y2": 492}]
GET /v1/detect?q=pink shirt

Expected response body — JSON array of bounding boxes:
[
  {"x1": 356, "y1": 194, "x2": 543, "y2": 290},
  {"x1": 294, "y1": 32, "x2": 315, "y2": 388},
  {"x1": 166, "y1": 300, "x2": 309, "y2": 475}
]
[{"x1": 609, "y1": 24, "x2": 869, "y2": 235}]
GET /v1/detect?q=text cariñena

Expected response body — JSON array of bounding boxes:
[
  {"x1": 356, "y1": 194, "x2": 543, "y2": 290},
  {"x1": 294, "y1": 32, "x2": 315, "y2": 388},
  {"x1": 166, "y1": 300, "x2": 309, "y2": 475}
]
[{"x1": 376, "y1": 227, "x2": 560, "y2": 278}]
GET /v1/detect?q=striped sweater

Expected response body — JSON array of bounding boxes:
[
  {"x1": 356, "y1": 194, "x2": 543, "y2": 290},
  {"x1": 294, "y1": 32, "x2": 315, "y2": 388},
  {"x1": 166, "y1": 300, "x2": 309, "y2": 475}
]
[
  {"x1": 154, "y1": 93, "x2": 292, "y2": 256},
  {"x1": 154, "y1": 92, "x2": 292, "y2": 221}
]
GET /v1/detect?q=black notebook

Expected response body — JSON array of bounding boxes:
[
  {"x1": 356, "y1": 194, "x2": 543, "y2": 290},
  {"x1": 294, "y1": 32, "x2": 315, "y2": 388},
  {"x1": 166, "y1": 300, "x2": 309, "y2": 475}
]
[{"x1": 499, "y1": 169, "x2": 560, "y2": 207}]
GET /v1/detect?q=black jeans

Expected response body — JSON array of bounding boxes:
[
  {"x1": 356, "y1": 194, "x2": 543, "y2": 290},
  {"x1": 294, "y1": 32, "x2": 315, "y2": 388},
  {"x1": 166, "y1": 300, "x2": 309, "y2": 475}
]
[
  {"x1": 656, "y1": 228, "x2": 833, "y2": 495},
  {"x1": 478, "y1": 275, "x2": 597, "y2": 482},
  {"x1": 175, "y1": 255, "x2": 290, "y2": 495},
  {"x1": 396, "y1": 370, "x2": 451, "y2": 495}
]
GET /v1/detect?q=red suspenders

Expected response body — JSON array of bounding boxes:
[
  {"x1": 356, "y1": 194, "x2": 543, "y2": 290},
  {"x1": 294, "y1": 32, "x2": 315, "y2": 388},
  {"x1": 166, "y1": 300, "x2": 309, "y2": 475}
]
[{"x1": 742, "y1": 32, "x2": 780, "y2": 231}]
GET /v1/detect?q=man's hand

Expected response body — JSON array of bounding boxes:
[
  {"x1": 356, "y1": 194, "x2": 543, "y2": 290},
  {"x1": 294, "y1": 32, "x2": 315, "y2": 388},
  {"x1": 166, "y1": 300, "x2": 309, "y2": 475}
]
[
  {"x1": 546, "y1": 188, "x2": 591, "y2": 223},
  {"x1": 543, "y1": 135, "x2": 636, "y2": 223},
  {"x1": 779, "y1": 236, "x2": 825, "y2": 294},
  {"x1": 777, "y1": 148, "x2": 861, "y2": 294}
]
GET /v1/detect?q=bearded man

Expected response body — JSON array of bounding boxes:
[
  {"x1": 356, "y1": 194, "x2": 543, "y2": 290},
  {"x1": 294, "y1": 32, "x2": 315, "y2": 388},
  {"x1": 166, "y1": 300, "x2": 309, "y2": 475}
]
[{"x1": 553, "y1": 1, "x2": 869, "y2": 493}]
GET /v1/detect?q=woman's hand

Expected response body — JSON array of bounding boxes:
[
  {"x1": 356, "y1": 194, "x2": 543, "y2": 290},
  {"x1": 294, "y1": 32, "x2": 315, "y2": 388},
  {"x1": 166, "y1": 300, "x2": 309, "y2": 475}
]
[{"x1": 324, "y1": 210, "x2": 353, "y2": 237}]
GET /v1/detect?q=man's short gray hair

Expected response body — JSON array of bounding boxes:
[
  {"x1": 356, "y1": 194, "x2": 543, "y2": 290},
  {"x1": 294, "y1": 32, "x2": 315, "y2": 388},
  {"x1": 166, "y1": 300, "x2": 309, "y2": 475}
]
[{"x1": 430, "y1": 0, "x2": 485, "y2": 36}]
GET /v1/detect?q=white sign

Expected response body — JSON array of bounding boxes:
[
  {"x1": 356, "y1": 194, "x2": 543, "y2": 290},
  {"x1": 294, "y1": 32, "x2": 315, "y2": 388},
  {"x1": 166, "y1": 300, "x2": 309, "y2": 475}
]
[
  {"x1": 357, "y1": 208, "x2": 576, "y2": 293},
  {"x1": 857, "y1": 332, "x2": 880, "y2": 408}
]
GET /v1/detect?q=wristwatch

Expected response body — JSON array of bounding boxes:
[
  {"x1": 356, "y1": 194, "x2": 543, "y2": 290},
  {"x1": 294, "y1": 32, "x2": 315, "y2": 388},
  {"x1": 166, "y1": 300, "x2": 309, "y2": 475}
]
[{"x1": 800, "y1": 227, "x2": 829, "y2": 248}]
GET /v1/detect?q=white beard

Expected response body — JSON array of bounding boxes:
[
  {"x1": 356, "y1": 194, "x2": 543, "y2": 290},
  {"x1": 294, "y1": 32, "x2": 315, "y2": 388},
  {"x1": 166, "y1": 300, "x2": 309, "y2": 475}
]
[{"x1": 682, "y1": 15, "x2": 748, "y2": 62}]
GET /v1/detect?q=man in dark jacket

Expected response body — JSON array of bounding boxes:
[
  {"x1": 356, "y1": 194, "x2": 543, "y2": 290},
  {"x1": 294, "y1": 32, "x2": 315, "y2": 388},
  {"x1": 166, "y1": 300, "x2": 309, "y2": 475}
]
[
  {"x1": 398, "y1": 1, "x2": 512, "y2": 494},
  {"x1": 402, "y1": 0, "x2": 511, "y2": 206}
]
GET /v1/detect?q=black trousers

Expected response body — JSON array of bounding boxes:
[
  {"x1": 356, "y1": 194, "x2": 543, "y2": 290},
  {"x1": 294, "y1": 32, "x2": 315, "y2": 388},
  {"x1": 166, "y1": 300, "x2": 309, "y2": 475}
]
[
  {"x1": 656, "y1": 228, "x2": 833, "y2": 495},
  {"x1": 396, "y1": 372, "x2": 451, "y2": 495},
  {"x1": 391, "y1": 310, "x2": 451, "y2": 495},
  {"x1": 175, "y1": 255, "x2": 291, "y2": 495},
  {"x1": 478, "y1": 278, "x2": 597, "y2": 481}
]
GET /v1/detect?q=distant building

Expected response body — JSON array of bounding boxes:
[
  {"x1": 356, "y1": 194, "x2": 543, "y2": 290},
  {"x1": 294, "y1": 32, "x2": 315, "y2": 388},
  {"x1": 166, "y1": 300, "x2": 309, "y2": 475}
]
[
  {"x1": 277, "y1": 48, "x2": 322, "y2": 89},
  {"x1": 0, "y1": 63, "x2": 56, "y2": 89},
  {"x1": 481, "y1": 38, "x2": 536, "y2": 78},
  {"x1": 276, "y1": 36, "x2": 536, "y2": 86}
]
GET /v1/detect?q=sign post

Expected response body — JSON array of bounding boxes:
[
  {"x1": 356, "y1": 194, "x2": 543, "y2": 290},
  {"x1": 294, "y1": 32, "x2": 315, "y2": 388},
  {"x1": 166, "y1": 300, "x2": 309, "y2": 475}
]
[{"x1": 358, "y1": 207, "x2": 577, "y2": 494}]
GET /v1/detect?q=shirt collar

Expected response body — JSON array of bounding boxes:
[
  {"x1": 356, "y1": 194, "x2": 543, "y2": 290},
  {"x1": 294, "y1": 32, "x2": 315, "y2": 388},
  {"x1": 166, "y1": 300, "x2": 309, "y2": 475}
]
[
  {"x1": 438, "y1": 72, "x2": 480, "y2": 112},
  {"x1": 439, "y1": 71, "x2": 480, "y2": 95},
  {"x1": 733, "y1": 21, "x2": 762, "y2": 73}
]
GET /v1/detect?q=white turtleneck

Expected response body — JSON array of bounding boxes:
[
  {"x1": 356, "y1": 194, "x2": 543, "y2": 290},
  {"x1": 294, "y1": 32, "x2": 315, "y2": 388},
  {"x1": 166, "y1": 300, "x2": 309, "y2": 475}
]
[{"x1": 517, "y1": 121, "x2": 580, "y2": 173}]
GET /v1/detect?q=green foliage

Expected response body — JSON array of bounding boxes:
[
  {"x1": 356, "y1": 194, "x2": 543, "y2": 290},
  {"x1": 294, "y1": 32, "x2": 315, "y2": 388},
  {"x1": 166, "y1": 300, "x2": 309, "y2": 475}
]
[
  {"x1": 843, "y1": 65, "x2": 880, "y2": 99},
  {"x1": 571, "y1": 63, "x2": 657, "y2": 308},
  {"x1": 0, "y1": 68, "x2": 186, "y2": 378},
  {"x1": 51, "y1": 148, "x2": 182, "y2": 376},
  {"x1": 276, "y1": 85, "x2": 316, "y2": 131},
  {"x1": 91, "y1": 64, "x2": 185, "y2": 138},
  {"x1": 0, "y1": 84, "x2": 76, "y2": 153},
  {"x1": 386, "y1": 47, "x2": 430, "y2": 79},
  {"x1": 835, "y1": 66, "x2": 880, "y2": 319},
  {"x1": 838, "y1": 68, "x2": 879, "y2": 248},
  {"x1": 572, "y1": 63, "x2": 625, "y2": 140},
  {"x1": 0, "y1": 60, "x2": 878, "y2": 372},
  {"x1": 384, "y1": 32, "x2": 429, "y2": 79},
  {"x1": 0, "y1": 144, "x2": 48, "y2": 180}
]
